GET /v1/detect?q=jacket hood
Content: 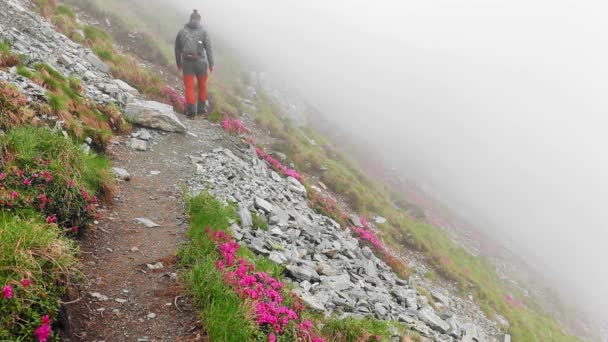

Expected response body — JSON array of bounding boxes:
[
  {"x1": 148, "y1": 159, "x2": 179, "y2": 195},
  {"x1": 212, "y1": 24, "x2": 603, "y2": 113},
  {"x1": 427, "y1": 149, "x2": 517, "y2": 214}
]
[{"x1": 186, "y1": 21, "x2": 201, "y2": 29}]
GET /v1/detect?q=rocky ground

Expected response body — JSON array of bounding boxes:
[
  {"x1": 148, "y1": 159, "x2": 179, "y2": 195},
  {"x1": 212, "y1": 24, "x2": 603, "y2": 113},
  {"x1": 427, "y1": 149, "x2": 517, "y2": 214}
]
[{"x1": 0, "y1": 0, "x2": 510, "y2": 341}]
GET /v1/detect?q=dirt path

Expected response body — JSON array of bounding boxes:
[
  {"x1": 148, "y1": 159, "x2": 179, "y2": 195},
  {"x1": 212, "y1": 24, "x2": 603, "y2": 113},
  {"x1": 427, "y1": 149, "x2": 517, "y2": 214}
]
[{"x1": 63, "y1": 117, "x2": 226, "y2": 341}]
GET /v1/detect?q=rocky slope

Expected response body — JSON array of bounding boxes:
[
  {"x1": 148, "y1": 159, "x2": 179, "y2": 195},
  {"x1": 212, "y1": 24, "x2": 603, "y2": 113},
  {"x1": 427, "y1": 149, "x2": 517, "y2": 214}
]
[{"x1": 188, "y1": 146, "x2": 504, "y2": 341}]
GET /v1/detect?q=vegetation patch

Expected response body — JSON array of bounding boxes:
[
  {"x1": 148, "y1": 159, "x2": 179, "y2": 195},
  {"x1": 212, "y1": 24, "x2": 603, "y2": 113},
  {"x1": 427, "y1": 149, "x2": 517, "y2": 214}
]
[{"x1": 180, "y1": 192, "x2": 403, "y2": 342}]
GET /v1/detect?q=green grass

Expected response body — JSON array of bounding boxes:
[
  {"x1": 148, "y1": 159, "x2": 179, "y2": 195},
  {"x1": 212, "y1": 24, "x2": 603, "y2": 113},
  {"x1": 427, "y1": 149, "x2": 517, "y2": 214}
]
[
  {"x1": 0, "y1": 126, "x2": 115, "y2": 340},
  {"x1": 321, "y1": 317, "x2": 399, "y2": 342},
  {"x1": 54, "y1": 4, "x2": 76, "y2": 19},
  {"x1": 84, "y1": 25, "x2": 112, "y2": 45},
  {"x1": 0, "y1": 214, "x2": 78, "y2": 340},
  {"x1": 0, "y1": 40, "x2": 11, "y2": 54},
  {"x1": 252, "y1": 212, "x2": 269, "y2": 231},
  {"x1": 179, "y1": 192, "x2": 257, "y2": 341}
]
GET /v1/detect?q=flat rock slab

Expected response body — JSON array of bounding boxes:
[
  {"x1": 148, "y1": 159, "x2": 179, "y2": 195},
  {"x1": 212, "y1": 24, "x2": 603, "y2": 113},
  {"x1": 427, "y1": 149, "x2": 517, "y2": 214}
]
[
  {"x1": 125, "y1": 100, "x2": 187, "y2": 133},
  {"x1": 134, "y1": 218, "x2": 160, "y2": 228}
]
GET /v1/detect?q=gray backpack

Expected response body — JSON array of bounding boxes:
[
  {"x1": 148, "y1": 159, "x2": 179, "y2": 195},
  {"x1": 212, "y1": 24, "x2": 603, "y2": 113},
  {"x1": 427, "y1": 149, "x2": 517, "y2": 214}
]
[{"x1": 181, "y1": 27, "x2": 204, "y2": 56}]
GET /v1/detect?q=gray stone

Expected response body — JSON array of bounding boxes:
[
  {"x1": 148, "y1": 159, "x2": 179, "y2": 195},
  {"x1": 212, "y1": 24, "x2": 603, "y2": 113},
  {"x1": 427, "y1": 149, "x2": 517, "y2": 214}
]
[
  {"x1": 374, "y1": 303, "x2": 388, "y2": 317},
  {"x1": 57, "y1": 54, "x2": 73, "y2": 66},
  {"x1": 134, "y1": 218, "x2": 160, "y2": 228},
  {"x1": 139, "y1": 130, "x2": 152, "y2": 141},
  {"x1": 286, "y1": 265, "x2": 316, "y2": 282},
  {"x1": 147, "y1": 262, "x2": 164, "y2": 270},
  {"x1": 322, "y1": 274, "x2": 352, "y2": 291},
  {"x1": 129, "y1": 138, "x2": 148, "y2": 151},
  {"x1": 374, "y1": 216, "x2": 387, "y2": 224},
  {"x1": 125, "y1": 99, "x2": 187, "y2": 133},
  {"x1": 417, "y1": 306, "x2": 450, "y2": 334},
  {"x1": 113, "y1": 79, "x2": 139, "y2": 95},
  {"x1": 398, "y1": 314, "x2": 416, "y2": 324},
  {"x1": 316, "y1": 262, "x2": 337, "y2": 276},
  {"x1": 446, "y1": 317, "x2": 462, "y2": 338},
  {"x1": 85, "y1": 52, "x2": 109, "y2": 73},
  {"x1": 269, "y1": 251, "x2": 288, "y2": 265},
  {"x1": 461, "y1": 323, "x2": 481, "y2": 342},
  {"x1": 101, "y1": 83, "x2": 120, "y2": 95},
  {"x1": 112, "y1": 167, "x2": 131, "y2": 181},
  {"x1": 271, "y1": 171, "x2": 282, "y2": 182},
  {"x1": 239, "y1": 205, "x2": 253, "y2": 228},
  {"x1": 295, "y1": 290, "x2": 326, "y2": 312},
  {"x1": 349, "y1": 215, "x2": 364, "y2": 228},
  {"x1": 254, "y1": 196, "x2": 274, "y2": 213},
  {"x1": 431, "y1": 289, "x2": 450, "y2": 308},
  {"x1": 287, "y1": 177, "x2": 307, "y2": 195}
]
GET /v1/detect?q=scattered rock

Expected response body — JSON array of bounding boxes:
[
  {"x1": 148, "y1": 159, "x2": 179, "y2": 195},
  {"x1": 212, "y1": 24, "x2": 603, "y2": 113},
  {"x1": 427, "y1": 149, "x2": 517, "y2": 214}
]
[
  {"x1": 147, "y1": 262, "x2": 164, "y2": 270},
  {"x1": 112, "y1": 167, "x2": 131, "y2": 181},
  {"x1": 85, "y1": 52, "x2": 110, "y2": 73},
  {"x1": 129, "y1": 138, "x2": 148, "y2": 151},
  {"x1": 90, "y1": 292, "x2": 109, "y2": 301},
  {"x1": 134, "y1": 218, "x2": 160, "y2": 228}
]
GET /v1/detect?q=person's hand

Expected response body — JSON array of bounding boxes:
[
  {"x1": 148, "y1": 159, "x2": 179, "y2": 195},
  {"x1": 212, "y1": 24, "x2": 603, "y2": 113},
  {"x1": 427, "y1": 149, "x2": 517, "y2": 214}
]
[
  {"x1": 209, "y1": 66, "x2": 214, "y2": 73},
  {"x1": 177, "y1": 66, "x2": 183, "y2": 73}
]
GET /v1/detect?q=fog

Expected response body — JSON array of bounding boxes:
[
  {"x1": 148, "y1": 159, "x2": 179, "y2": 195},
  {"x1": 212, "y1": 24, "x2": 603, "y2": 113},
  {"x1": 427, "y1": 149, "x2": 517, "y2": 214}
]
[{"x1": 172, "y1": 0, "x2": 608, "y2": 325}]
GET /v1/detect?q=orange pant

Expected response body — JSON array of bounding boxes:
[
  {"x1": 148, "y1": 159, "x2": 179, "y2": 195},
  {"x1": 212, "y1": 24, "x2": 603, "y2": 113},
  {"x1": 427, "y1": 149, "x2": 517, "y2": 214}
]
[{"x1": 183, "y1": 74, "x2": 209, "y2": 105}]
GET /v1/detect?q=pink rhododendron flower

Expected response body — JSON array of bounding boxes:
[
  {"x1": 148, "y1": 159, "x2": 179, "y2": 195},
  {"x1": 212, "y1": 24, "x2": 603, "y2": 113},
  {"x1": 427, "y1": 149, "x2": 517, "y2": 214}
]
[
  {"x1": 268, "y1": 333, "x2": 277, "y2": 342},
  {"x1": 46, "y1": 214, "x2": 57, "y2": 224},
  {"x1": 0, "y1": 172, "x2": 5, "y2": 180},
  {"x1": 21, "y1": 279, "x2": 31, "y2": 287},
  {"x1": 2, "y1": 285, "x2": 13, "y2": 299},
  {"x1": 67, "y1": 180, "x2": 75, "y2": 187},
  {"x1": 352, "y1": 227, "x2": 385, "y2": 252},
  {"x1": 34, "y1": 316, "x2": 52, "y2": 342},
  {"x1": 10, "y1": 191, "x2": 19, "y2": 199},
  {"x1": 23, "y1": 178, "x2": 32, "y2": 186}
]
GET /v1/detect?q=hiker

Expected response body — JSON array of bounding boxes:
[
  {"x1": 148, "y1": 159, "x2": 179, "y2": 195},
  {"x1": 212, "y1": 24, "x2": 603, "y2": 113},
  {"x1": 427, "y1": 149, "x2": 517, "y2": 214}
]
[{"x1": 175, "y1": 9, "x2": 215, "y2": 117}]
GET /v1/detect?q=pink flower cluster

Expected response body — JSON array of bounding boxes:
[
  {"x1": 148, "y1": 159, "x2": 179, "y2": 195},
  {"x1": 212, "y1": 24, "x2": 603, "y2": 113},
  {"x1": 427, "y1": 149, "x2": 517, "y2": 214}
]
[
  {"x1": 206, "y1": 228, "x2": 323, "y2": 341},
  {"x1": 2, "y1": 285, "x2": 13, "y2": 299},
  {"x1": 351, "y1": 227, "x2": 385, "y2": 253},
  {"x1": 221, "y1": 115, "x2": 247, "y2": 135},
  {"x1": 34, "y1": 315, "x2": 52, "y2": 342},
  {"x1": 255, "y1": 147, "x2": 303, "y2": 182},
  {"x1": 161, "y1": 86, "x2": 186, "y2": 113}
]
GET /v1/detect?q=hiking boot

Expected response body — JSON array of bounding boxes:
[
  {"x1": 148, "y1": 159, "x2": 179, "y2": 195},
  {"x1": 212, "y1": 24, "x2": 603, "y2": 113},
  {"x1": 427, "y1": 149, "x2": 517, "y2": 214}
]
[
  {"x1": 197, "y1": 100, "x2": 209, "y2": 115},
  {"x1": 186, "y1": 104, "x2": 197, "y2": 118}
]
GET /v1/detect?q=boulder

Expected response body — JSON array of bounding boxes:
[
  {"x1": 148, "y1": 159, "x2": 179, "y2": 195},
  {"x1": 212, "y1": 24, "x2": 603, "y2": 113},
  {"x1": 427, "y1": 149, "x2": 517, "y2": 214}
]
[
  {"x1": 113, "y1": 79, "x2": 139, "y2": 95},
  {"x1": 124, "y1": 99, "x2": 187, "y2": 133},
  {"x1": 431, "y1": 289, "x2": 451, "y2": 308},
  {"x1": 286, "y1": 265, "x2": 316, "y2": 282},
  {"x1": 85, "y1": 52, "x2": 109, "y2": 73},
  {"x1": 254, "y1": 196, "x2": 274, "y2": 213},
  {"x1": 417, "y1": 306, "x2": 450, "y2": 334},
  {"x1": 239, "y1": 205, "x2": 253, "y2": 228}
]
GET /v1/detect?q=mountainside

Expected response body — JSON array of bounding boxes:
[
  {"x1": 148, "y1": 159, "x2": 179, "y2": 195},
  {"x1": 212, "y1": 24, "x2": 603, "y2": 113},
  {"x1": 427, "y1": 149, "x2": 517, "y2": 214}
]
[{"x1": 0, "y1": 0, "x2": 589, "y2": 341}]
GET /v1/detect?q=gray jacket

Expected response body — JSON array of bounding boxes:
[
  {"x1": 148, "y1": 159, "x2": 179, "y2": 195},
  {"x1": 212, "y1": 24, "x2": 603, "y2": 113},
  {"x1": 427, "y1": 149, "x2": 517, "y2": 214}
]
[{"x1": 175, "y1": 22, "x2": 214, "y2": 69}]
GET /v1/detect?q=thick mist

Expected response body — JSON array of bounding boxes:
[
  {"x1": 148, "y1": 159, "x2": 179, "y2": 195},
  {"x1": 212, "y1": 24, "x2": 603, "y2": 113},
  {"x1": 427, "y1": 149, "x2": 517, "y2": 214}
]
[{"x1": 171, "y1": 0, "x2": 608, "y2": 324}]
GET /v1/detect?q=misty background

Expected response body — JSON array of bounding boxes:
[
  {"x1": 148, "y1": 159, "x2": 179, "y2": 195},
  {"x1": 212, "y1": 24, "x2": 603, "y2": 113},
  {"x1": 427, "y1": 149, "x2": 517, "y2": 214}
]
[{"x1": 171, "y1": 0, "x2": 608, "y2": 325}]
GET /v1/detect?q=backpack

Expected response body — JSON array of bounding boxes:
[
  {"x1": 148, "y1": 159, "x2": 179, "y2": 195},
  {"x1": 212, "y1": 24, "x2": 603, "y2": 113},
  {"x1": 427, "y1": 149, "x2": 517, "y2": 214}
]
[{"x1": 181, "y1": 27, "x2": 204, "y2": 56}]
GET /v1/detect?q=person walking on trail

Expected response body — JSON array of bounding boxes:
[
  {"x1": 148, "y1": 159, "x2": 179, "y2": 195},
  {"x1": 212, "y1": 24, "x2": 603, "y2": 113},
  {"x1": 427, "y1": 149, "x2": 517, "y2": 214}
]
[{"x1": 175, "y1": 9, "x2": 214, "y2": 118}]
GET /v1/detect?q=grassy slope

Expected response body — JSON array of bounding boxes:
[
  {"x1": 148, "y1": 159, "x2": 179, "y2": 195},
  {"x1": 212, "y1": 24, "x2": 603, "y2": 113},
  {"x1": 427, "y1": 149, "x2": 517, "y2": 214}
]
[{"x1": 63, "y1": 1, "x2": 581, "y2": 340}]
